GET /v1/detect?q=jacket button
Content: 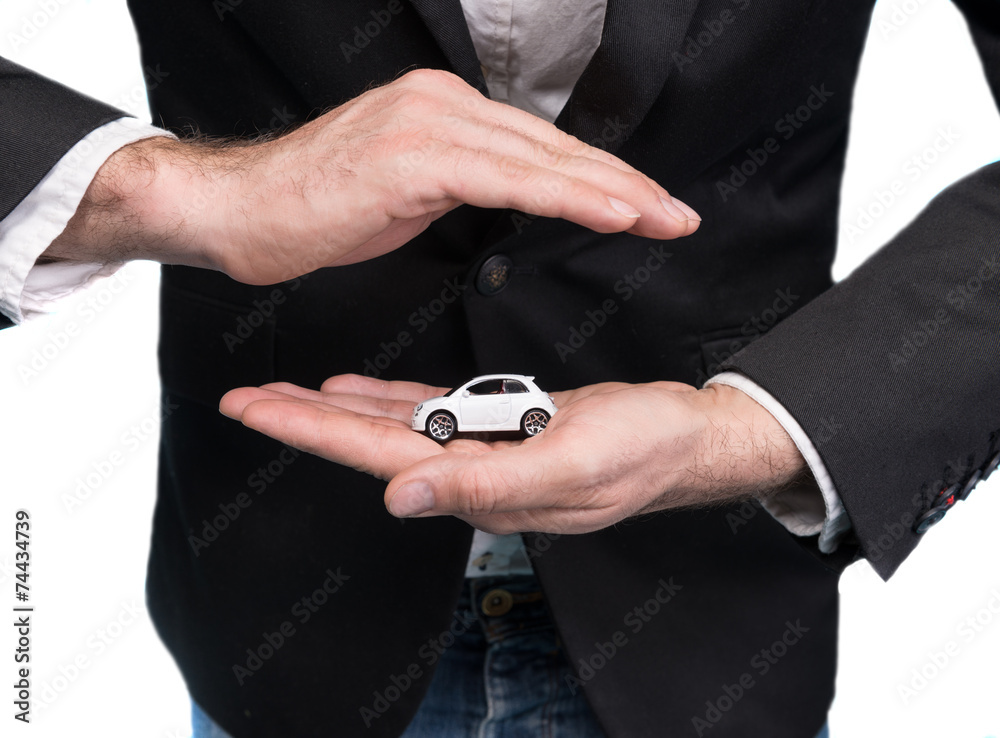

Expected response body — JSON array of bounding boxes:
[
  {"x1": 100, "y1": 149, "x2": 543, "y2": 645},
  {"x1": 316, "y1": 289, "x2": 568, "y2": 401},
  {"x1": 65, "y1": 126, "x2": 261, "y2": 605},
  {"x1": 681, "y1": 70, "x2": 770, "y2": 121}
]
[
  {"x1": 476, "y1": 254, "x2": 513, "y2": 296},
  {"x1": 480, "y1": 588, "x2": 514, "y2": 617},
  {"x1": 957, "y1": 469, "x2": 983, "y2": 501},
  {"x1": 913, "y1": 507, "x2": 947, "y2": 534}
]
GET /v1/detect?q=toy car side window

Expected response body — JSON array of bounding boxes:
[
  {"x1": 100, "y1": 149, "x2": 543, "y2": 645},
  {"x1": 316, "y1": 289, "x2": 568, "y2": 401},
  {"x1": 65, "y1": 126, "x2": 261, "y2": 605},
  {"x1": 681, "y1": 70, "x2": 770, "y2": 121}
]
[
  {"x1": 468, "y1": 379, "x2": 503, "y2": 395},
  {"x1": 504, "y1": 380, "x2": 528, "y2": 393}
]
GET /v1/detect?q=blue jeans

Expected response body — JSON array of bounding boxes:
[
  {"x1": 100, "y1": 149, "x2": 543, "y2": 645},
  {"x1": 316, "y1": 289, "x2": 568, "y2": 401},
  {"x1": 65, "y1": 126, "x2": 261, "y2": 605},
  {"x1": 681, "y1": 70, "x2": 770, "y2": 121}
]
[
  {"x1": 192, "y1": 575, "x2": 831, "y2": 737},
  {"x1": 398, "y1": 575, "x2": 607, "y2": 738}
]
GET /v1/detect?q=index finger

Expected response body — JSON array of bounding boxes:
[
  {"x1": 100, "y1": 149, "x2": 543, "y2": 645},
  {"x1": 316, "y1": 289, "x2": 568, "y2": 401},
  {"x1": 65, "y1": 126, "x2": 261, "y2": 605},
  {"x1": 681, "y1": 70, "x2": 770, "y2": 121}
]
[
  {"x1": 238, "y1": 398, "x2": 447, "y2": 480},
  {"x1": 320, "y1": 374, "x2": 449, "y2": 403}
]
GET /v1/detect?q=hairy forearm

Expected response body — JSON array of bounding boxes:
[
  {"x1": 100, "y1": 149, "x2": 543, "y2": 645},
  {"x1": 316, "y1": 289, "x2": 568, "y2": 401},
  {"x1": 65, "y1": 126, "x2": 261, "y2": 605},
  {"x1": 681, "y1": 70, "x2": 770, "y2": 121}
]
[
  {"x1": 703, "y1": 384, "x2": 811, "y2": 494},
  {"x1": 651, "y1": 383, "x2": 813, "y2": 513},
  {"x1": 42, "y1": 136, "x2": 229, "y2": 271}
]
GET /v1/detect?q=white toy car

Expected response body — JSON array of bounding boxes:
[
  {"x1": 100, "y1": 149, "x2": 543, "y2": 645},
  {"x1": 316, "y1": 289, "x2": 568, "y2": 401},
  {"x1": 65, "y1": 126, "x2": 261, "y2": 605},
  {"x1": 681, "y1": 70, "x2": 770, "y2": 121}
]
[{"x1": 412, "y1": 374, "x2": 558, "y2": 441}]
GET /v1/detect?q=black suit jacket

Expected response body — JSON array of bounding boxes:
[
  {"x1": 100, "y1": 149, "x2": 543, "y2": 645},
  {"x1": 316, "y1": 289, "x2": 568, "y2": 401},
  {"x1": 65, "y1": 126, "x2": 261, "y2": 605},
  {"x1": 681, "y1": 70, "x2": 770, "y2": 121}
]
[{"x1": 2, "y1": 1, "x2": 999, "y2": 736}]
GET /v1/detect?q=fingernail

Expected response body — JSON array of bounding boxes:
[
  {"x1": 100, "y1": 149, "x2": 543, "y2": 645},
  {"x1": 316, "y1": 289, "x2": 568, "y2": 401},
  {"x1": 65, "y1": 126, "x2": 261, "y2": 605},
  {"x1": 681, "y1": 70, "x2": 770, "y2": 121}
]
[
  {"x1": 389, "y1": 482, "x2": 435, "y2": 517},
  {"x1": 608, "y1": 196, "x2": 641, "y2": 218},
  {"x1": 661, "y1": 195, "x2": 701, "y2": 222}
]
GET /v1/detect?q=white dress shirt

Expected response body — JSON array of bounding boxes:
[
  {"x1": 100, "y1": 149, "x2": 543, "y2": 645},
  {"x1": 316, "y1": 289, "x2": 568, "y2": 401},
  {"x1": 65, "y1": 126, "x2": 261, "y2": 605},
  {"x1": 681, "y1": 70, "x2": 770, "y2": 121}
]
[
  {"x1": 0, "y1": 0, "x2": 850, "y2": 579},
  {"x1": 0, "y1": 117, "x2": 170, "y2": 322}
]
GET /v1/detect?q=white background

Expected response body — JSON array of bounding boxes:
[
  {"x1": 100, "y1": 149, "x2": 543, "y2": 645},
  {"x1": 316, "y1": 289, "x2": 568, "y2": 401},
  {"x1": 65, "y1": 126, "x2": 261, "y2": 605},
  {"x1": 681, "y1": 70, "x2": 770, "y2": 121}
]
[{"x1": 1, "y1": 1, "x2": 999, "y2": 736}]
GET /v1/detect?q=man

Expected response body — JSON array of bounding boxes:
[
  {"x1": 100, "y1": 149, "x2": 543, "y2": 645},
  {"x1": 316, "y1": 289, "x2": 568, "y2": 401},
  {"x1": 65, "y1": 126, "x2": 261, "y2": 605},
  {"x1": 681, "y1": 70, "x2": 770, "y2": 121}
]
[{"x1": 2, "y1": 1, "x2": 998, "y2": 737}]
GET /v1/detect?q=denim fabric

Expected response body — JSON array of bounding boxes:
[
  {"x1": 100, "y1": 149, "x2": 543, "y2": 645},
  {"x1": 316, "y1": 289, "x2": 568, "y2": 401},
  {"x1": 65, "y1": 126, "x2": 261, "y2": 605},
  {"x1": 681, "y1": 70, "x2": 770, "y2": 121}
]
[
  {"x1": 398, "y1": 575, "x2": 607, "y2": 738},
  {"x1": 191, "y1": 699, "x2": 239, "y2": 738},
  {"x1": 191, "y1": 574, "x2": 831, "y2": 738}
]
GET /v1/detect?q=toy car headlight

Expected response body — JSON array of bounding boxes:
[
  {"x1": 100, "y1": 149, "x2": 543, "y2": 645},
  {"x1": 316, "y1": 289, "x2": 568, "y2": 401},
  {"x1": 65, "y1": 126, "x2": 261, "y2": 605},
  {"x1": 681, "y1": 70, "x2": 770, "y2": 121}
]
[{"x1": 414, "y1": 403, "x2": 423, "y2": 412}]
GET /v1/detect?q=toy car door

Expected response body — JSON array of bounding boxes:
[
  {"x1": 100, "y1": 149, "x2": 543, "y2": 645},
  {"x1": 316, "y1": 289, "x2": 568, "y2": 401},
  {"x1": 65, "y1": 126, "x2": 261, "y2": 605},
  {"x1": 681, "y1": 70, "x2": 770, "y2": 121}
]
[{"x1": 459, "y1": 378, "x2": 511, "y2": 427}]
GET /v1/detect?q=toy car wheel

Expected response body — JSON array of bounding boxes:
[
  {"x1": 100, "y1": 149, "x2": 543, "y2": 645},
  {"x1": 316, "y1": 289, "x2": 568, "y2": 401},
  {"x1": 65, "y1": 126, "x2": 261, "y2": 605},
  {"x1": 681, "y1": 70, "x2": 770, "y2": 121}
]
[
  {"x1": 427, "y1": 411, "x2": 456, "y2": 441},
  {"x1": 521, "y1": 409, "x2": 550, "y2": 436}
]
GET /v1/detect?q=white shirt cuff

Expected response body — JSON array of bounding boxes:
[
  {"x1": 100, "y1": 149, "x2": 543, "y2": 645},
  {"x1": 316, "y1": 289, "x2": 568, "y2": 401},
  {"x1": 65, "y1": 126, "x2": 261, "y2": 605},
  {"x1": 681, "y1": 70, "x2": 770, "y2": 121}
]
[
  {"x1": 705, "y1": 371, "x2": 853, "y2": 554},
  {"x1": 0, "y1": 118, "x2": 174, "y2": 324}
]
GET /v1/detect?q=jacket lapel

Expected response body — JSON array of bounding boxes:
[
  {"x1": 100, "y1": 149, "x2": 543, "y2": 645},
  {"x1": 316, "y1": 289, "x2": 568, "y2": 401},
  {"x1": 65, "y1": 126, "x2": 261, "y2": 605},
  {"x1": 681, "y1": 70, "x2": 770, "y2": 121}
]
[
  {"x1": 407, "y1": 0, "x2": 701, "y2": 152},
  {"x1": 556, "y1": 0, "x2": 701, "y2": 155},
  {"x1": 405, "y1": 0, "x2": 702, "y2": 253},
  {"x1": 406, "y1": 0, "x2": 489, "y2": 94}
]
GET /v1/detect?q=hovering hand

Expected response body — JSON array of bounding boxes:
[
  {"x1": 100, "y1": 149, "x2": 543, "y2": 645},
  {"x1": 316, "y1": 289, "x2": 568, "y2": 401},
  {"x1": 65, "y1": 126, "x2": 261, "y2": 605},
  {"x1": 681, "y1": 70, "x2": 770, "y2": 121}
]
[
  {"x1": 46, "y1": 69, "x2": 699, "y2": 284},
  {"x1": 220, "y1": 374, "x2": 808, "y2": 535}
]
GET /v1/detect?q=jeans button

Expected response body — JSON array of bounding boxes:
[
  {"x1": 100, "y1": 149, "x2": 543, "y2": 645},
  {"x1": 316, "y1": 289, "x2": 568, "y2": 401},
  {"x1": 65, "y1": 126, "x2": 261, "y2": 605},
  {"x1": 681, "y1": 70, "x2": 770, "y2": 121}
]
[{"x1": 481, "y1": 588, "x2": 514, "y2": 616}]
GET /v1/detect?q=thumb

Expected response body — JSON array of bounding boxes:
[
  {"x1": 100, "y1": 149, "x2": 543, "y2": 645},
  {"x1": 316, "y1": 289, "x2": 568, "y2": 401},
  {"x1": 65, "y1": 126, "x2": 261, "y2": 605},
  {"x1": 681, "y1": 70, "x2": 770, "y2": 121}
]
[{"x1": 385, "y1": 442, "x2": 567, "y2": 519}]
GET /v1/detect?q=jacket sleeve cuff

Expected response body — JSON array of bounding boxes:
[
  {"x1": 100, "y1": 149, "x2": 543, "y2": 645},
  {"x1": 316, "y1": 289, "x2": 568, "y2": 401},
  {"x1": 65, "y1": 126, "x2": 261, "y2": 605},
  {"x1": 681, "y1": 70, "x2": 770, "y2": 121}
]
[
  {"x1": 705, "y1": 371, "x2": 853, "y2": 554},
  {"x1": 0, "y1": 118, "x2": 173, "y2": 323}
]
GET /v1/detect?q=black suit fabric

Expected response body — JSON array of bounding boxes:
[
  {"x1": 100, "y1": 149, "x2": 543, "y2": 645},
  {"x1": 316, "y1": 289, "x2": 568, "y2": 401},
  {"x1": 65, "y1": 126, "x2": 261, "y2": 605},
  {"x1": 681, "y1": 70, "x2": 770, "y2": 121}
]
[
  {"x1": 0, "y1": 58, "x2": 125, "y2": 330},
  {"x1": 0, "y1": 58, "x2": 123, "y2": 222},
  {"x1": 2, "y1": 0, "x2": 999, "y2": 736}
]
